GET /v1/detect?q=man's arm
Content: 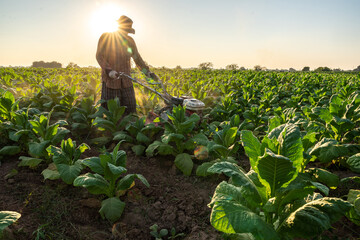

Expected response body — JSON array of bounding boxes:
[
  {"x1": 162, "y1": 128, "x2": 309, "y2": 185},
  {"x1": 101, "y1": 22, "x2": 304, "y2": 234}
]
[
  {"x1": 96, "y1": 33, "x2": 112, "y2": 73},
  {"x1": 128, "y1": 37, "x2": 152, "y2": 77}
]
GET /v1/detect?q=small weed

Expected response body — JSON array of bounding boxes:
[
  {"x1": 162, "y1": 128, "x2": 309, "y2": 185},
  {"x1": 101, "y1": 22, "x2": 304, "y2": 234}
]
[{"x1": 150, "y1": 224, "x2": 185, "y2": 240}]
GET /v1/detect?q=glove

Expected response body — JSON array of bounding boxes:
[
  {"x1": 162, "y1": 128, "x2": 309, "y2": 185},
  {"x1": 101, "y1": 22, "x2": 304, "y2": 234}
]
[{"x1": 108, "y1": 70, "x2": 118, "y2": 79}]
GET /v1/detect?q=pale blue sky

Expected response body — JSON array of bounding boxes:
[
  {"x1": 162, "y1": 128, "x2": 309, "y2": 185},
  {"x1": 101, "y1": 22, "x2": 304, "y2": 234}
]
[{"x1": 0, "y1": 0, "x2": 359, "y2": 70}]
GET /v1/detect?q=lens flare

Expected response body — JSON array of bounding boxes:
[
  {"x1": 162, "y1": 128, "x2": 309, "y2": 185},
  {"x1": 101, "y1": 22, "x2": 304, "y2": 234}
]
[{"x1": 194, "y1": 146, "x2": 209, "y2": 160}]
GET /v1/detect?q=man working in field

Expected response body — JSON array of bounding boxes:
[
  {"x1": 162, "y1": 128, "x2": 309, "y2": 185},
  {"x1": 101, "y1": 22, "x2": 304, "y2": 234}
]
[{"x1": 96, "y1": 15, "x2": 155, "y2": 113}]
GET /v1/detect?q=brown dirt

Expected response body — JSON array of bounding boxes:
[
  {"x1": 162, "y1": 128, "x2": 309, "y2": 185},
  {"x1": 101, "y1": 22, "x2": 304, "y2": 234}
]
[
  {"x1": 0, "y1": 151, "x2": 222, "y2": 240},
  {"x1": 0, "y1": 158, "x2": 111, "y2": 240},
  {"x1": 115, "y1": 153, "x2": 221, "y2": 240},
  {"x1": 1, "y1": 150, "x2": 360, "y2": 240}
]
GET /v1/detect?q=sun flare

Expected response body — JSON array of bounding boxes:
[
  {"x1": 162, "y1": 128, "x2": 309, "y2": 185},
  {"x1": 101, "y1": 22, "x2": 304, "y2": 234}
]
[{"x1": 90, "y1": 3, "x2": 122, "y2": 36}]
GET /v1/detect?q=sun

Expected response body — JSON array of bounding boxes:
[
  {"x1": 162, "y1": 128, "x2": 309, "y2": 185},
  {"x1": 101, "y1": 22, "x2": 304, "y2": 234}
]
[{"x1": 90, "y1": 3, "x2": 122, "y2": 36}]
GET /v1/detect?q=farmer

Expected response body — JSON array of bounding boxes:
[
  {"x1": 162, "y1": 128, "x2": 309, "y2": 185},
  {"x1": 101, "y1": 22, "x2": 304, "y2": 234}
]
[{"x1": 96, "y1": 15, "x2": 155, "y2": 113}]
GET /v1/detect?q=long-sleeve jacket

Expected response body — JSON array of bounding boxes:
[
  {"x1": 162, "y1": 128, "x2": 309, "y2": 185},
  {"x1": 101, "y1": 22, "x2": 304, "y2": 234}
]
[{"x1": 96, "y1": 31, "x2": 150, "y2": 89}]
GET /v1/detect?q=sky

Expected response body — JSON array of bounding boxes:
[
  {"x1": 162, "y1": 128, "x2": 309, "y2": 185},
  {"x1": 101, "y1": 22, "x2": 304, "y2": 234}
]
[{"x1": 0, "y1": 0, "x2": 360, "y2": 70}]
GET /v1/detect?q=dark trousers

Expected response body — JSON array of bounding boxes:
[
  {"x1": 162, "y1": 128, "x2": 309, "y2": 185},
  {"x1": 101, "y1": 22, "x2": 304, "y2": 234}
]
[{"x1": 101, "y1": 83, "x2": 137, "y2": 114}]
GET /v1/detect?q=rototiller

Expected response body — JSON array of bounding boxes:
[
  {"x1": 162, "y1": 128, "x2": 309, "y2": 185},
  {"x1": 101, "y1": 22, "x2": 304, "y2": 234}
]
[{"x1": 116, "y1": 72, "x2": 205, "y2": 115}]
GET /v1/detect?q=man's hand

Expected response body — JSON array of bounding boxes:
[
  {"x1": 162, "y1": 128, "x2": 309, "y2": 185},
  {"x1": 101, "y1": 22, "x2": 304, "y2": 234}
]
[{"x1": 109, "y1": 70, "x2": 118, "y2": 79}]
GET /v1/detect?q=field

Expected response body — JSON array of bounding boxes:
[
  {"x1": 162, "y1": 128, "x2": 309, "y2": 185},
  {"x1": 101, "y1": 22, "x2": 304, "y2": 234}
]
[{"x1": 1, "y1": 67, "x2": 360, "y2": 240}]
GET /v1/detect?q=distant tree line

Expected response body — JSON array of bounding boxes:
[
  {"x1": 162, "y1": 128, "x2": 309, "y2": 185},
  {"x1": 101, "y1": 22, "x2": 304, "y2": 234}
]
[
  {"x1": 354, "y1": 65, "x2": 360, "y2": 72},
  {"x1": 32, "y1": 61, "x2": 62, "y2": 68},
  {"x1": 194, "y1": 63, "x2": 360, "y2": 72}
]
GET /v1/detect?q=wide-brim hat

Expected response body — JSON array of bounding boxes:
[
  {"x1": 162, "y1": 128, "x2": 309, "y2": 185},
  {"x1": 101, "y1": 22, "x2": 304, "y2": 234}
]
[{"x1": 117, "y1": 15, "x2": 135, "y2": 34}]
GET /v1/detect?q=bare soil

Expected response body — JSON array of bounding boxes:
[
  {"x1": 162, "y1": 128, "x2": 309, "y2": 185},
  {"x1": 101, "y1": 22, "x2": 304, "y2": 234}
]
[
  {"x1": 1, "y1": 150, "x2": 360, "y2": 240},
  {"x1": 0, "y1": 151, "x2": 222, "y2": 240}
]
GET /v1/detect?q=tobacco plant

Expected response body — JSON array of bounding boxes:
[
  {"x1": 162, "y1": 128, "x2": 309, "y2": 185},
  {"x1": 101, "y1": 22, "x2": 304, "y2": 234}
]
[
  {"x1": 0, "y1": 108, "x2": 33, "y2": 164},
  {"x1": 18, "y1": 111, "x2": 69, "y2": 168},
  {"x1": 196, "y1": 124, "x2": 240, "y2": 176},
  {"x1": 319, "y1": 93, "x2": 360, "y2": 143},
  {"x1": 69, "y1": 96, "x2": 99, "y2": 137},
  {"x1": 207, "y1": 124, "x2": 352, "y2": 239},
  {"x1": 146, "y1": 105, "x2": 202, "y2": 175},
  {"x1": 44, "y1": 138, "x2": 90, "y2": 184},
  {"x1": 113, "y1": 116, "x2": 162, "y2": 156},
  {"x1": 92, "y1": 97, "x2": 134, "y2": 143},
  {"x1": 346, "y1": 189, "x2": 360, "y2": 225},
  {"x1": 74, "y1": 142, "x2": 149, "y2": 222},
  {"x1": 0, "y1": 90, "x2": 19, "y2": 122}
]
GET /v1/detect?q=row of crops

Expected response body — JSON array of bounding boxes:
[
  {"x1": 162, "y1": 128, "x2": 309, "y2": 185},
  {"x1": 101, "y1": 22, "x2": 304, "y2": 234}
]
[{"x1": 1, "y1": 67, "x2": 360, "y2": 239}]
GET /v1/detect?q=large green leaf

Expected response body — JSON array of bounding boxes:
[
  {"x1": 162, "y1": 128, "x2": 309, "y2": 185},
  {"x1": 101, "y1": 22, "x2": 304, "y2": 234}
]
[
  {"x1": 329, "y1": 94, "x2": 345, "y2": 117},
  {"x1": 50, "y1": 150, "x2": 69, "y2": 165},
  {"x1": 41, "y1": 168, "x2": 60, "y2": 180},
  {"x1": 276, "y1": 176, "x2": 317, "y2": 209},
  {"x1": 44, "y1": 124, "x2": 58, "y2": 141},
  {"x1": 210, "y1": 200, "x2": 279, "y2": 239},
  {"x1": 306, "y1": 168, "x2": 339, "y2": 189},
  {"x1": 309, "y1": 138, "x2": 348, "y2": 163},
  {"x1": 73, "y1": 173, "x2": 109, "y2": 195},
  {"x1": 192, "y1": 133, "x2": 209, "y2": 146},
  {"x1": 2, "y1": 91, "x2": 15, "y2": 104},
  {"x1": 146, "y1": 140, "x2": 162, "y2": 157},
  {"x1": 162, "y1": 133, "x2": 185, "y2": 144},
  {"x1": 0, "y1": 146, "x2": 21, "y2": 156},
  {"x1": 28, "y1": 140, "x2": 50, "y2": 158},
  {"x1": 46, "y1": 145, "x2": 62, "y2": 157},
  {"x1": 51, "y1": 127, "x2": 70, "y2": 145},
  {"x1": 347, "y1": 189, "x2": 360, "y2": 205},
  {"x1": 240, "y1": 130, "x2": 261, "y2": 170},
  {"x1": 93, "y1": 117, "x2": 115, "y2": 132},
  {"x1": 347, "y1": 153, "x2": 360, "y2": 173},
  {"x1": 81, "y1": 157, "x2": 104, "y2": 174},
  {"x1": 302, "y1": 132, "x2": 318, "y2": 152},
  {"x1": 267, "y1": 124, "x2": 286, "y2": 139},
  {"x1": 268, "y1": 116, "x2": 282, "y2": 133},
  {"x1": 9, "y1": 130, "x2": 26, "y2": 142},
  {"x1": 114, "y1": 150, "x2": 127, "y2": 167},
  {"x1": 224, "y1": 127, "x2": 238, "y2": 147},
  {"x1": 178, "y1": 114, "x2": 200, "y2": 134},
  {"x1": 57, "y1": 162, "x2": 83, "y2": 184},
  {"x1": 210, "y1": 180, "x2": 261, "y2": 213},
  {"x1": 113, "y1": 106, "x2": 126, "y2": 123},
  {"x1": 207, "y1": 142, "x2": 228, "y2": 157},
  {"x1": 330, "y1": 116, "x2": 355, "y2": 136},
  {"x1": 117, "y1": 174, "x2": 150, "y2": 191},
  {"x1": 136, "y1": 132, "x2": 151, "y2": 145},
  {"x1": 29, "y1": 119, "x2": 44, "y2": 137},
  {"x1": 319, "y1": 108, "x2": 332, "y2": 123},
  {"x1": 107, "y1": 98, "x2": 120, "y2": 113},
  {"x1": 260, "y1": 136, "x2": 278, "y2": 156},
  {"x1": 107, "y1": 162, "x2": 127, "y2": 176},
  {"x1": 196, "y1": 161, "x2": 216, "y2": 176},
  {"x1": 74, "y1": 143, "x2": 90, "y2": 161},
  {"x1": 99, "y1": 197, "x2": 125, "y2": 222},
  {"x1": 0, "y1": 211, "x2": 21, "y2": 232},
  {"x1": 174, "y1": 153, "x2": 193, "y2": 176},
  {"x1": 279, "y1": 198, "x2": 352, "y2": 238},
  {"x1": 346, "y1": 189, "x2": 360, "y2": 225},
  {"x1": 278, "y1": 124, "x2": 304, "y2": 172},
  {"x1": 113, "y1": 132, "x2": 134, "y2": 143},
  {"x1": 132, "y1": 145, "x2": 146, "y2": 156},
  {"x1": 208, "y1": 162, "x2": 263, "y2": 205},
  {"x1": 257, "y1": 149, "x2": 296, "y2": 197},
  {"x1": 18, "y1": 156, "x2": 43, "y2": 168},
  {"x1": 146, "y1": 141, "x2": 174, "y2": 157}
]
